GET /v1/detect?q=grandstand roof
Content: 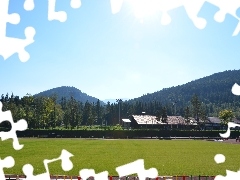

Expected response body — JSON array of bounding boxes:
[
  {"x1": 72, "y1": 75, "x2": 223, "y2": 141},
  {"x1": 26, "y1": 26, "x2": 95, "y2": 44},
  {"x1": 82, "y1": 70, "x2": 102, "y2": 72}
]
[
  {"x1": 208, "y1": 117, "x2": 221, "y2": 124},
  {"x1": 132, "y1": 115, "x2": 161, "y2": 124},
  {"x1": 167, "y1": 116, "x2": 197, "y2": 125},
  {"x1": 132, "y1": 115, "x2": 197, "y2": 125}
]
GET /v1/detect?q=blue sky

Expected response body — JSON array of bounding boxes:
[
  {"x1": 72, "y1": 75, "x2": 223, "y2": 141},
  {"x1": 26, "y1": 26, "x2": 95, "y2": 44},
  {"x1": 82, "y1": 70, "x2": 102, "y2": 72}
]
[{"x1": 1, "y1": 0, "x2": 240, "y2": 100}]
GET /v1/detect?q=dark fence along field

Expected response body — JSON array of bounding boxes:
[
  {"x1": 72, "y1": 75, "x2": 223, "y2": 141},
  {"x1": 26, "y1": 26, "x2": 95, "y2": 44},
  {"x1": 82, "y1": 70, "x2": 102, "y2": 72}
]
[{"x1": 16, "y1": 129, "x2": 240, "y2": 139}]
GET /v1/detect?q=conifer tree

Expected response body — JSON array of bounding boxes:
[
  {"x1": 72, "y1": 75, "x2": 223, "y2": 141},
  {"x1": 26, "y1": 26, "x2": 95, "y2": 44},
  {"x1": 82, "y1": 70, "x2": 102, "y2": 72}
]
[
  {"x1": 191, "y1": 94, "x2": 201, "y2": 121},
  {"x1": 184, "y1": 106, "x2": 191, "y2": 124}
]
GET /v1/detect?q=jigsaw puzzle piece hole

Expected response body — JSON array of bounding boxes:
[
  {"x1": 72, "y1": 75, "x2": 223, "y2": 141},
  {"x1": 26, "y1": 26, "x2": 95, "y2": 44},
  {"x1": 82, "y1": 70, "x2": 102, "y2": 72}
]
[
  {"x1": 3, "y1": 156, "x2": 15, "y2": 168},
  {"x1": 24, "y1": 0, "x2": 35, "y2": 11},
  {"x1": 214, "y1": 11, "x2": 225, "y2": 22},
  {"x1": 15, "y1": 119, "x2": 28, "y2": 131},
  {"x1": 61, "y1": 159, "x2": 73, "y2": 171},
  {"x1": 70, "y1": 0, "x2": 81, "y2": 9},
  {"x1": 22, "y1": 164, "x2": 34, "y2": 177},
  {"x1": 57, "y1": 11, "x2": 67, "y2": 22},
  {"x1": 59, "y1": 149, "x2": 74, "y2": 171},
  {"x1": 193, "y1": 17, "x2": 207, "y2": 29},
  {"x1": 0, "y1": 120, "x2": 12, "y2": 132},
  {"x1": 24, "y1": 27, "x2": 36, "y2": 40},
  {"x1": 18, "y1": 51, "x2": 30, "y2": 62},
  {"x1": 7, "y1": 13, "x2": 20, "y2": 25}
]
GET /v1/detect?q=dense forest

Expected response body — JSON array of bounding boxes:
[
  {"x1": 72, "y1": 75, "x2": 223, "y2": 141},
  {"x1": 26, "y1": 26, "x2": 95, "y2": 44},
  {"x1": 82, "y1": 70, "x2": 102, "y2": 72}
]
[
  {"x1": 0, "y1": 93, "x2": 208, "y2": 129},
  {"x1": 1, "y1": 69, "x2": 240, "y2": 129}
]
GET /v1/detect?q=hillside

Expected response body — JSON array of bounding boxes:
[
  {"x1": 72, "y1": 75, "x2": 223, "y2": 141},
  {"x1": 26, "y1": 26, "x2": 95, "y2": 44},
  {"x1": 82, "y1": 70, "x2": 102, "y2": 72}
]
[
  {"x1": 128, "y1": 70, "x2": 240, "y2": 109},
  {"x1": 34, "y1": 86, "x2": 105, "y2": 105},
  {"x1": 32, "y1": 70, "x2": 240, "y2": 117}
]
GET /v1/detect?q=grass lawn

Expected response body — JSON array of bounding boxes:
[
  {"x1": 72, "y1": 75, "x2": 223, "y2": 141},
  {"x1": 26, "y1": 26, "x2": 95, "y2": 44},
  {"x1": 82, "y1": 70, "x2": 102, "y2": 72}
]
[{"x1": 1, "y1": 138, "x2": 240, "y2": 176}]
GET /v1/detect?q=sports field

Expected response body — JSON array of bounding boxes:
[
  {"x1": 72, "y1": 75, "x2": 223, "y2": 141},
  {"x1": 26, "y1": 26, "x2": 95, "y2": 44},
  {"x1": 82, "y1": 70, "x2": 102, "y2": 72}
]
[{"x1": 1, "y1": 138, "x2": 240, "y2": 176}]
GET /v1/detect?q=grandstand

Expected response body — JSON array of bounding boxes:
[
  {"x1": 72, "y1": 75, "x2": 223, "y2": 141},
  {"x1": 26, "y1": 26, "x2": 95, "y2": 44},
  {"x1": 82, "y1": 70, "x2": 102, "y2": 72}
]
[
  {"x1": 129, "y1": 115, "x2": 240, "y2": 130},
  {"x1": 129, "y1": 115, "x2": 198, "y2": 129}
]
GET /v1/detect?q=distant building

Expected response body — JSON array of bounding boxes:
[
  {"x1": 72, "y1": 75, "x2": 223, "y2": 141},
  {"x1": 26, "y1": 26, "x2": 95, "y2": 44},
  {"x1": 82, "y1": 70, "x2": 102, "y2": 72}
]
[
  {"x1": 129, "y1": 115, "x2": 197, "y2": 129},
  {"x1": 205, "y1": 117, "x2": 240, "y2": 130},
  {"x1": 126, "y1": 114, "x2": 240, "y2": 130},
  {"x1": 167, "y1": 116, "x2": 197, "y2": 125},
  {"x1": 204, "y1": 117, "x2": 221, "y2": 130},
  {"x1": 122, "y1": 119, "x2": 131, "y2": 129}
]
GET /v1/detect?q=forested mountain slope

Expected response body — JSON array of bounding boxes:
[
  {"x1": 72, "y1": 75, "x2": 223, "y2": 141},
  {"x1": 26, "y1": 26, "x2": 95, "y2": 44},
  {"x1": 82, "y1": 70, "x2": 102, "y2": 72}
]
[
  {"x1": 128, "y1": 70, "x2": 240, "y2": 108},
  {"x1": 34, "y1": 86, "x2": 105, "y2": 104}
]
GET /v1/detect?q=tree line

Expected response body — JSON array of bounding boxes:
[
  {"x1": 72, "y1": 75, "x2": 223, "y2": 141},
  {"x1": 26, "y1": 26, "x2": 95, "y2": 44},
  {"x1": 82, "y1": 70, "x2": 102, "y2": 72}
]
[{"x1": 0, "y1": 93, "x2": 238, "y2": 129}]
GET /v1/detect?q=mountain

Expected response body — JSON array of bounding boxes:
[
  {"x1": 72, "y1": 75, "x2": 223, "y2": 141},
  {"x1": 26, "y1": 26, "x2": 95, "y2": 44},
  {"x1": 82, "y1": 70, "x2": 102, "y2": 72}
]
[
  {"x1": 34, "y1": 86, "x2": 105, "y2": 105},
  {"x1": 128, "y1": 69, "x2": 240, "y2": 107},
  {"x1": 32, "y1": 70, "x2": 240, "y2": 115}
]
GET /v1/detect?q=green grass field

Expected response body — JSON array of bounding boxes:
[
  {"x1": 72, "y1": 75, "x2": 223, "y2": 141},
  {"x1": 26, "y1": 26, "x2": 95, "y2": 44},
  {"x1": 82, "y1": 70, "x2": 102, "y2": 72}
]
[{"x1": 1, "y1": 138, "x2": 240, "y2": 176}]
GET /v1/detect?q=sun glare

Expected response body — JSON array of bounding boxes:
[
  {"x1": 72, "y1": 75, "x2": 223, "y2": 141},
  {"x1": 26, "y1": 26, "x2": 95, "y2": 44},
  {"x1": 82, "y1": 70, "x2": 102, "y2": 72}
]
[
  {"x1": 128, "y1": 0, "x2": 160, "y2": 19},
  {"x1": 124, "y1": 0, "x2": 183, "y2": 24},
  {"x1": 110, "y1": 0, "x2": 182, "y2": 24}
]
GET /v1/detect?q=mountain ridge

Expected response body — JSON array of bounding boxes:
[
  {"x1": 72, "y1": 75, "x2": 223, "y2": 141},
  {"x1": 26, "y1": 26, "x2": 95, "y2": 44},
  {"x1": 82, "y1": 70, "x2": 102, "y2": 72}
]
[
  {"x1": 34, "y1": 86, "x2": 105, "y2": 105},
  {"x1": 33, "y1": 69, "x2": 240, "y2": 109},
  {"x1": 128, "y1": 69, "x2": 240, "y2": 106}
]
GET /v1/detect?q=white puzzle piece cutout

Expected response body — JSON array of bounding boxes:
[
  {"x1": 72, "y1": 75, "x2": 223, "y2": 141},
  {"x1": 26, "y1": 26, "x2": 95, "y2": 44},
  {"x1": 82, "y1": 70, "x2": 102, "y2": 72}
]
[
  {"x1": 232, "y1": 83, "x2": 240, "y2": 96},
  {"x1": 214, "y1": 154, "x2": 225, "y2": 164},
  {"x1": 116, "y1": 159, "x2": 158, "y2": 180},
  {"x1": 0, "y1": 156, "x2": 15, "y2": 180},
  {"x1": 48, "y1": 0, "x2": 67, "y2": 22},
  {"x1": 0, "y1": 102, "x2": 28, "y2": 150},
  {"x1": 182, "y1": 0, "x2": 207, "y2": 29},
  {"x1": 0, "y1": 0, "x2": 83, "y2": 62},
  {"x1": 207, "y1": 0, "x2": 240, "y2": 36},
  {"x1": 48, "y1": 0, "x2": 81, "y2": 22},
  {"x1": 22, "y1": 149, "x2": 74, "y2": 180},
  {"x1": 216, "y1": 122, "x2": 240, "y2": 179},
  {"x1": 110, "y1": 0, "x2": 240, "y2": 36},
  {"x1": 0, "y1": 0, "x2": 36, "y2": 62},
  {"x1": 79, "y1": 169, "x2": 109, "y2": 180},
  {"x1": 219, "y1": 122, "x2": 240, "y2": 138},
  {"x1": 215, "y1": 170, "x2": 240, "y2": 180}
]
